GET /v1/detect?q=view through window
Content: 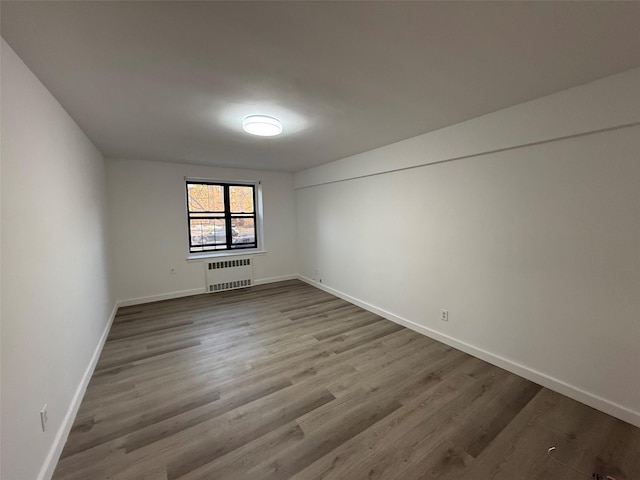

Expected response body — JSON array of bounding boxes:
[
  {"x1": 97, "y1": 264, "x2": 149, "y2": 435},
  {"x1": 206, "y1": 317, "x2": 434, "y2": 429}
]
[{"x1": 186, "y1": 181, "x2": 257, "y2": 252}]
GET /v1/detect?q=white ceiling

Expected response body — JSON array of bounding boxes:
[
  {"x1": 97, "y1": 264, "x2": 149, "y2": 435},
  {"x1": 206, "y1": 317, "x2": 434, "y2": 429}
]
[{"x1": 2, "y1": 1, "x2": 639, "y2": 172}]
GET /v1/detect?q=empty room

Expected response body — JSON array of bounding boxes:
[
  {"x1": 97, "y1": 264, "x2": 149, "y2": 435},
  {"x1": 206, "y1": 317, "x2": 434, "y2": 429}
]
[{"x1": 1, "y1": 1, "x2": 639, "y2": 479}]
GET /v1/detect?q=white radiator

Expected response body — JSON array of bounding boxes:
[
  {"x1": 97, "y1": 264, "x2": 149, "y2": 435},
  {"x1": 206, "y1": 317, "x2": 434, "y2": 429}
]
[{"x1": 206, "y1": 256, "x2": 253, "y2": 293}]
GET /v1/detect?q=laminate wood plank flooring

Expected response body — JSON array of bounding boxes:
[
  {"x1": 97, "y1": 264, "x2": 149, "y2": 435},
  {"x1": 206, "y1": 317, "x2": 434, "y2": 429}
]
[{"x1": 53, "y1": 280, "x2": 640, "y2": 480}]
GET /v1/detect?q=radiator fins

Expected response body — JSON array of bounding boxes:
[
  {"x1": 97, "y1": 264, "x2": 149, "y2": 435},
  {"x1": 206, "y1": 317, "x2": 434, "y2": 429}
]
[
  {"x1": 208, "y1": 258, "x2": 251, "y2": 269},
  {"x1": 206, "y1": 257, "x2": 253, "y2": 293},
  {"x1": 209, "y1": 279, "x2": 252, "y2": 292}
]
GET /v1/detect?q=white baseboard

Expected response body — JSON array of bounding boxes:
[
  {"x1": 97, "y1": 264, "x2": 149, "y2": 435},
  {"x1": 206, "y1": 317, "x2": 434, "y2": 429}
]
[
  {"x1": 117, "y1": 287, "x2": 206, "y2": 307},
  {"x1": 254, "y1": 274, "x2": 298, "y2": 286},
  {"x1": 37, "y1": 302, "x2": 118, "y2": 480},
  {"x1": 297, "y1": 275, "x2": 640, "y2": 428},
  {"x1": 117, "y1": 277, "x2": 298, "y2": 308}
]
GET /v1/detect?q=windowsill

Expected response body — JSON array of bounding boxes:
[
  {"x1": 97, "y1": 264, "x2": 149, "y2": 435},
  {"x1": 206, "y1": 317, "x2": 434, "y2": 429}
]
[{"x1": 187, "y1": 249, "x2": 267, "y2": 262}]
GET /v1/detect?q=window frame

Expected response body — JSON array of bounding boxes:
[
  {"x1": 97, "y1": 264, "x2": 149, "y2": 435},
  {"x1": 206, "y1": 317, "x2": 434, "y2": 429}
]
[{"x1": 185, "y1": 179, "x2": 260, "y2": 254}]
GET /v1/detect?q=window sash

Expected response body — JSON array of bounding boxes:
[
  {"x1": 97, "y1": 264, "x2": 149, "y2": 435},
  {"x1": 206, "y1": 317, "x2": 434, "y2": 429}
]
[{"x1": 186, "y1": 182, "x2": 257, "y2": 252}]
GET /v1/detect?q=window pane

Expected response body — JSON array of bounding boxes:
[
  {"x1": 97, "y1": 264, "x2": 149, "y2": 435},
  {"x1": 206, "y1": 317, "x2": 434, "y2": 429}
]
[
  {"x1": 188, "y1": 184, "x2": 224, "y2": 212},
  {"x1": 229, "y1": 186, "x2": 254, "y2": 213},
  {"x1": 231, "y1": 217, "x2": 256, "y2": 247},
  {"x1": 190, "y1": 218, "x2": 227, "y2": 247}
]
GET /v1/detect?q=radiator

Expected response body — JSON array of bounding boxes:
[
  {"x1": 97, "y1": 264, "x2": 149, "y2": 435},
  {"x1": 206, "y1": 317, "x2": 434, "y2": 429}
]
[{"x1": 206, "y1": 256, "x2": 253, "y2": 293}]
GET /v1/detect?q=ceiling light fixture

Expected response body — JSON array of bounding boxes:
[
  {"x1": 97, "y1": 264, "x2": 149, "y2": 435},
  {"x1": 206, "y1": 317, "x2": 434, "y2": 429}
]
[{"x1": 242, "y1": 115, "x2": 282, "y2": 137}]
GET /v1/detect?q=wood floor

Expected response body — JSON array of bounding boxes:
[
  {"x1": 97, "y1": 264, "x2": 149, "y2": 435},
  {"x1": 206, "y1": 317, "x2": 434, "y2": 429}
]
[{"x1": 54, "y1": 280, "x2": 640, "y2": 480}]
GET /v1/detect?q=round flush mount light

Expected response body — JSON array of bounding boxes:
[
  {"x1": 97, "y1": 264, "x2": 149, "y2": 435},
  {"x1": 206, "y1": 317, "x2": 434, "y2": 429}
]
[{"x1": 242, "y1": 115, "x2": 282, "y2": 137}]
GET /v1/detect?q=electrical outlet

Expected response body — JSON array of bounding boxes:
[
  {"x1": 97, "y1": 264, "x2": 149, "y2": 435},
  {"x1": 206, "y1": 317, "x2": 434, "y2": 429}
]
[
  {"x1": 40, "y1": 404, "x2": 48, "y2": 432},
  {"x1": 440, "y1": 309, "x2": 449, "y2": 322}
]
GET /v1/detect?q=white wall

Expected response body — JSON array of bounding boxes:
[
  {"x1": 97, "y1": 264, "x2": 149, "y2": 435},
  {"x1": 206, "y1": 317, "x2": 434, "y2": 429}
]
[
  {"x1": 295, "y1": 68, "x2": 640, "y2": 427},
  {"x1": 107, "y1": 158, "x2": 298, "y2": 304},
  {"x1": 1, "y1": 39, "x2": 114, "y2": 480}
]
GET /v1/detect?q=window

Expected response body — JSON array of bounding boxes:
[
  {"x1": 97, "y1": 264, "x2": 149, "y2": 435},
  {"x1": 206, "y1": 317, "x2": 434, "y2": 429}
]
[{"x1": 186, "y1": 181, "x2": 258, "y2": 252}]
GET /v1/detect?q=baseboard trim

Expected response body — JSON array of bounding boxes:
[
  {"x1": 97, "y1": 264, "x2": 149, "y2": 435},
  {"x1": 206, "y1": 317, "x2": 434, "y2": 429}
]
[
  {"x1": 37, "y1": 302, "x2": 118, "y2": 480},
  {"x1": 254, "y1": 274, "x2": 298, "y2": 286},
  {"x1": 117, "y1": 277, "x2": 298, "y2": 307},
  {"x1": 117, "y1": 288, "x2": 206, "y2": 307},
  {"x1": 297, "y1": 275, "x2": 640, "y2": 428}
]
